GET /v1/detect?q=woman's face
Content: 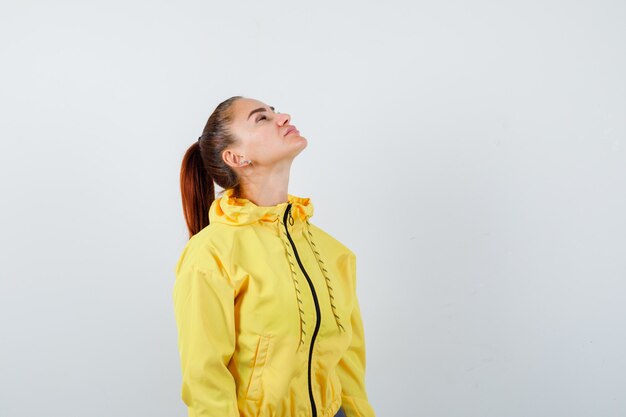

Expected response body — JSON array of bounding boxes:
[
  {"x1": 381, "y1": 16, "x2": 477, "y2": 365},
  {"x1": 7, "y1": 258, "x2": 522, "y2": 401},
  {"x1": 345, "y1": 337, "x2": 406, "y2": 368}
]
[{"x1": 224, "y1": 98, "x2": 307, "y2": 168}]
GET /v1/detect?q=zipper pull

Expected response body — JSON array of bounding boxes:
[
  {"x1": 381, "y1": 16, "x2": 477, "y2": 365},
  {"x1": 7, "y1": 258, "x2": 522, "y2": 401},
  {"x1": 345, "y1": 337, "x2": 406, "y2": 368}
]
[{"x1": 288, "y1": 203, "x2": 295, "y2": 226}]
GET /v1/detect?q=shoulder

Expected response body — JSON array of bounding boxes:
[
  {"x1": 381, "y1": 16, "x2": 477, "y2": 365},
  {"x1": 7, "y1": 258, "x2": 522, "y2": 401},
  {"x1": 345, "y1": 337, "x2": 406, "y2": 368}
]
[
  {"x1": 307, "y1": 221, "x2": 356, "y2": 261},
  {"x1": 173, "y1": 223, "x2": 235, "y2": 284},
  {"x1": 307, "y1": 222, "x2": 360, "y2": 295}
]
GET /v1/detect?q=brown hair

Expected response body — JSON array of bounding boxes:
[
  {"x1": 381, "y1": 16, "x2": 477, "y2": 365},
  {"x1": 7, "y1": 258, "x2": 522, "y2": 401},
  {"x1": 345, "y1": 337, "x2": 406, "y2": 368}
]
[{"x1": 179, "y1": 95, "x2": 244, "y2": 239}]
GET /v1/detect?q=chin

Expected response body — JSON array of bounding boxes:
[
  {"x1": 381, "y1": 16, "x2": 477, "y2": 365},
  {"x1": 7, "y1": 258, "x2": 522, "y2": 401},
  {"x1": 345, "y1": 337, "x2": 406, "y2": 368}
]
[
  {"x1": 296, "y1": 136, "x2": 308, "y2": 150},
  {"x1": 289, "y1": 139, "x2": 307, "y2": 157}
]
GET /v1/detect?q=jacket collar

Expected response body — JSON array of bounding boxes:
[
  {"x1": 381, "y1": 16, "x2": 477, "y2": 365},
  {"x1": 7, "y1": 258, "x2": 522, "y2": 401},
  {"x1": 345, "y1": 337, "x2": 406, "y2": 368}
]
[{"x1": 209, "y1": 187, "x2": 314, "y2": 226}]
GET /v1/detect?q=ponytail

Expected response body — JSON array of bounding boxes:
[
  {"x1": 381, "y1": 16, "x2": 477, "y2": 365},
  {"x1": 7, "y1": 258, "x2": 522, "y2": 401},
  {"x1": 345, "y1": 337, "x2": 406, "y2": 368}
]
[
  {"x1": 178, "y1": 95, "x2": 243, "y2": 239},
  {"x1": 179, "y1": 141, "x2": 215, "y2": 239}
]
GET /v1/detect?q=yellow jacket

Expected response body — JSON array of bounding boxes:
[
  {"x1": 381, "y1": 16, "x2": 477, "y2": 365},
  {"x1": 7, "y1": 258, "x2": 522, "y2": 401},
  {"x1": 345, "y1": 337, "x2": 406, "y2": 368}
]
[{"x1": 172, "y1": 188, "x2": 376, "y2": 417}]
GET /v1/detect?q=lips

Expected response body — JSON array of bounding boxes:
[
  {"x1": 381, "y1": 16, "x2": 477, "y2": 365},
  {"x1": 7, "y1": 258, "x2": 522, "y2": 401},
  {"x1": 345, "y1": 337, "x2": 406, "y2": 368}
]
[{"x1": 284, "y1": 126, "x2": 298, "y2": 136}]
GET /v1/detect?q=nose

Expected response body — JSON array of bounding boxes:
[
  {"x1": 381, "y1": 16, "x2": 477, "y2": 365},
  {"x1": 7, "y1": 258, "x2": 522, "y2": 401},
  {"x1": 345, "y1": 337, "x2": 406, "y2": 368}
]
[{"x1": 277, "y1": 112, "x2": 290, "y2": 125}]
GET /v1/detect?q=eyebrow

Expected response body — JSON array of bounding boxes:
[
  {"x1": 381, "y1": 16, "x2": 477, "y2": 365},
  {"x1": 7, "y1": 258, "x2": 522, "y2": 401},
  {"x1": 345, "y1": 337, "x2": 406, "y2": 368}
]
[{"x1": 247, "y1": 106, "x2": 275, "y2": 120}]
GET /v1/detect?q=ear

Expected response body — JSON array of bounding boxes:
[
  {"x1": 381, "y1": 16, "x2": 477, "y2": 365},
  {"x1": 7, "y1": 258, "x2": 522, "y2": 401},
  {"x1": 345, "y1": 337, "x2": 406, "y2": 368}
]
[{"x1": 222, "y1": 149, "x2": 245, "y2": 169}]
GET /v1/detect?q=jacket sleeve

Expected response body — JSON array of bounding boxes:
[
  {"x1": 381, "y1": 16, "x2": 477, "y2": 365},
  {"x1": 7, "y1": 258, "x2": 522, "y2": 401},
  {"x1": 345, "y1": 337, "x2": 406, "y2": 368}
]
[
  {"x1": 336, "y1": 254, "x2": 376, "y2": 417},
  {"x1": 172, "y1": 261, "x2": 239, "y2": 417}
]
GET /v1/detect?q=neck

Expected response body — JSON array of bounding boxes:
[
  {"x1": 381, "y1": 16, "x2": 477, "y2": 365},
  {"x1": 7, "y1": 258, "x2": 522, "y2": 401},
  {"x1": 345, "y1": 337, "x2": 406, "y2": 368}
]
[{"x1": 235, "y1": 161, "x2": 292, "y2": 207}]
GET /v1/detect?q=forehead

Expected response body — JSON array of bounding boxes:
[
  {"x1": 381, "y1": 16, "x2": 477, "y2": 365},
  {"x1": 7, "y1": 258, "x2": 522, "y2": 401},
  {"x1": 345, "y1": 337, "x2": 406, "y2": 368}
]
[{"x1": 232, "y1": 98, "x2": 273, "y2": 122}]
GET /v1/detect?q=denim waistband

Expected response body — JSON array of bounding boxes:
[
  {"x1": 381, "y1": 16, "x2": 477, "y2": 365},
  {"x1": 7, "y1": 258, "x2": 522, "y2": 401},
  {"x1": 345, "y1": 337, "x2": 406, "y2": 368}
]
[{"x1": 333, "y1": 406, "x2": 346, "y2": 417}]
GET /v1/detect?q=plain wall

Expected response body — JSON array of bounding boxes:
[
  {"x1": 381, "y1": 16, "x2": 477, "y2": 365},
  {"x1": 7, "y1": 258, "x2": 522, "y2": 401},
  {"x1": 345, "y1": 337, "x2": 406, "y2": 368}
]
[{"x1": 0, "y1": 0, "x2": 624, "y2": 416}]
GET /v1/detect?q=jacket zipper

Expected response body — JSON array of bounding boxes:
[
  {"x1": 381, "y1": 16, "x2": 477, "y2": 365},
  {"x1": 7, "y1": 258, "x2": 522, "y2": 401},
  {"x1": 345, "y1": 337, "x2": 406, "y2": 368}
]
[{"x1": 283, "y1": 202, "x2": 322, "y2": 417}]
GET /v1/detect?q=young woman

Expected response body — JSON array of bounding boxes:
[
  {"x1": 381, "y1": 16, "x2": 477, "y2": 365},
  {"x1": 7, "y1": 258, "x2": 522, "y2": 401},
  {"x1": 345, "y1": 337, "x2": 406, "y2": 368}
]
[{"x1": 173, "y1": 96, "x2": 376, "y2": 417}]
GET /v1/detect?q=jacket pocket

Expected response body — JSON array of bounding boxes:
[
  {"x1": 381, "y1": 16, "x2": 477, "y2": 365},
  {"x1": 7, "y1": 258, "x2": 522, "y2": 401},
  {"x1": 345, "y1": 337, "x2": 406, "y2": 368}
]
[{"x1": 245, "y1": 334, "x2": 273, "y2": 401}]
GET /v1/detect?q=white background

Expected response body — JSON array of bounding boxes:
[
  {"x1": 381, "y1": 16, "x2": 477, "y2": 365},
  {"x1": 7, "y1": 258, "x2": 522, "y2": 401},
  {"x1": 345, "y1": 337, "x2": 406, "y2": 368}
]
[{"x1": 1, "y1": 1, "x2": 625, "y2": 416}]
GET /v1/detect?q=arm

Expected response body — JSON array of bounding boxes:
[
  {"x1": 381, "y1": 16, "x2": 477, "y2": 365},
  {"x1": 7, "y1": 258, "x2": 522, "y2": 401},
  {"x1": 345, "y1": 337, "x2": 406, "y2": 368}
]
[
  {"x1": 172, "y1": 264, "x2": 239, "y2": 417},
  {"x1": 336, "y1": 254, "x2": 376, "y2": 417}
]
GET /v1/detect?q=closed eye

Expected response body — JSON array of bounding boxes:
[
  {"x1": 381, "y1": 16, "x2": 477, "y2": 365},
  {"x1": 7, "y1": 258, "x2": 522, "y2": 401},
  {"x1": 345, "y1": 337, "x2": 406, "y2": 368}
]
[{"x1": 256, "y1": 109, "x2": 279, "y2": 123}]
